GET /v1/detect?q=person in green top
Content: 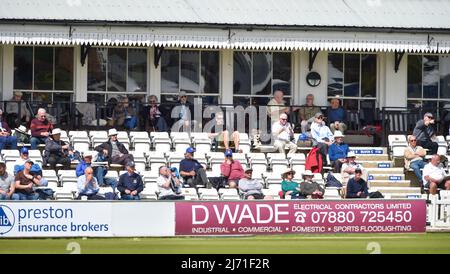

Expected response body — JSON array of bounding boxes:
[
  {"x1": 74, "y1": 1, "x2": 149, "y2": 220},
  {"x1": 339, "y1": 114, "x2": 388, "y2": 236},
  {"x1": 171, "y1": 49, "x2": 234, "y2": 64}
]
[{"x1": 281, "y1": 168, "x2": 304, "y2": 199}]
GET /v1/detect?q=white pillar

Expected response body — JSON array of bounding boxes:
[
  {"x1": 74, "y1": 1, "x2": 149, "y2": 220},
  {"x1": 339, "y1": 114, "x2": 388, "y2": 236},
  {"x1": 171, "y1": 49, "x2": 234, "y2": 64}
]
[
  {"x1": 0, "y1": 45, "x2": 3, "y2": 100},
  {"x1": 378, "y1": 53, "x2": 386, "y2": 109},
  {"x1": 1, "y1": 45, "x2": 14, "y2": 101},
  {"x1": 74, "y1": 46, "x2": 88, "y2": 102},
  {"x1": 291, "y1": 51, "x2": 301, "y2": 105},
  {"x1": 220, "y1": 49, "x2": 233, "y2": 105},
  {"x1": 383, "y1": 52, "x2": 407, "y2": 108},
  {"x1": 299, "y1": 50, "x2": 328, "y2": 106},
  {"x1": 148, "y1": 47, "x2": 161, "y2": 100}
]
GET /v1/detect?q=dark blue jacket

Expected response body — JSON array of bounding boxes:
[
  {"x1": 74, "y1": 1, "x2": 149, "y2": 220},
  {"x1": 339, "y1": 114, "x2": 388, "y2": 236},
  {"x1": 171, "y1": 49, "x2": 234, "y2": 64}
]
[
  {"x1": 327, "y1": 107, "x2": 347, "y2": 123},
  {"x1": 328, "y1": 143, "x2": 349, "y2": 161},
  {"x1": 346, "y1": 177, "x2": 369, "y2": 198},
  {"x1": 117, "y1": 172, "x2": 144, "y2": 194}
]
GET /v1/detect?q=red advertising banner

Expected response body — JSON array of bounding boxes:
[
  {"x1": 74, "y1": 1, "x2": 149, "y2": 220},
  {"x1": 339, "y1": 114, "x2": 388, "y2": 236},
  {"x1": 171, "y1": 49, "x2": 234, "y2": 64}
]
[{"x1": 175, "y1": 199, "x2": 427, "y2": 235}]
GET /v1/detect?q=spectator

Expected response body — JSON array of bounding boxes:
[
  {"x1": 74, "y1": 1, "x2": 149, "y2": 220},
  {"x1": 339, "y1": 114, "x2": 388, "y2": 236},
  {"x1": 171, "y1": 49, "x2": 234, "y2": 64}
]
[
  {"x1": 94, "y1": 128, "x2": 134, "y2": 166},
  {"x1": 43, "y1": 128, "x2": 71, "y2": 169},
  {"x1": 341, "y1": 152, "x2": 367, "y2": 185},
  {"x1": 327, "y1": 97, "x2": 347, "y2": 133},
  {"x1": 328, "y1": 131, "x2": 349, "y2": 173},
  {"x1": 238, "y1": 167, "x2": 266, "y2": 200},
  {"x1": 75, "y1": 151, "x2": 116, "y2": 190},
  {"x1": 310, "y1": 112, "x2": 334, "y2": 164},
  {"x1": 12, "y1": 147, "x2": 48, "y2": 187},
  {"x1": 220, "y1": 149, "x2": 244, "y2": 188},
  {"x1": 174, "y1": 91, "x2": 194, "y2": 131},
  {"x1": 76, "y1": 167, "x2": 105, "y2": 200},
  {"x1": 281, "y1": 168, "x2": 302, "y2": 199},
  {"x1": 30, "y1": 108, "x2": 53, "y2": 149},
  {"x1": 107, "y1": 95, "x2": 136, "y2": 130},
  {"x1": 346, "y1": 168, "x2": 369, "y2": 198},
  {"x1": 157, "y1": 166, "x2": 184, "y2": 200},
  {"x1": 0, "y1": 161, "x2": 19, "y2": 200},
  {"x1": 404, "y1": 135, "x2": 426, "y2": 184},
  {"x1": 298, "y1": 94, "x2": 321, "y2": 133},
  {"x1": 209, "y1": 112, "x2": 241, "y2": 152},
  {"x1": 413, "y1": 112, "x2": 438, "y2": 155},
  {"x1": 267, "y1": 90, "x2": 298, "y2": 124},
  {"x1": 14, "y1": 159, "x2": 42, "y2": 200},
  {"x1": 179, "y1": 147, "x2": 209, "y2": 188},
  {"x1": 144, "y1": 95, "x2": 168, "y2": 132},
  {"x1": 299, "y1": 170, "x2": 324, "y2": 199},
  {"x1": 0, "y1": 108, "x2": 18, "y2": 152},
  {"x1": 422, "y1": 154, "x2": 450, "y2": 195},
  {"x1": 5, "y1": 91, "x2": 31, "y2": 127},
  {"x1": 272, "y1": 113, "x2": 297, "y2": 154},
  {"x1": 117, "y1": 161, "x2": 144, "y2": 200}
]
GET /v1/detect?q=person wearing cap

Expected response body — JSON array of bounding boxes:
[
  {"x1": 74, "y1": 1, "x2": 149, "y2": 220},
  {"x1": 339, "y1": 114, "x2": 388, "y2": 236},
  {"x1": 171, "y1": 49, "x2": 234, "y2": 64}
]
[
  {"x1": 422, "y1": 154, "x2": 450, "y2": 195},
  {"x1": 220, "y1": 149, "x2": 244, "y2": 188},
  {"x1": 5, "y1": 91, "x2": 31, "y2": 127},
  {"x1": 94, "y1": 128, "x2": 134, "y2": 166},
  {"x1": 0, "y1": 108, "x2": 18, "y2": 152},
  {"x1": 327, "y1": 96, "x2": 347, "y2": 134},
  {"x1": 157, "y1": 166, "x2": 184, "y2": 200},
  {"x1": 341, "y1": 152, "x2": 366, "y2": 185},
  {"x1": 271, "y1": 113, "x2": 297, "y2": 154},
  {"x1": 75, "y1": 152, "x2": 117, "y2": 190},
  {"x1": 346, "y1": 168, "x2": 369, "y2": 199},
  {"x1": 0, "y1": 161, "x2": 19, "y2": 200},
  {"x1": 30, "y1": 108, "x2": 53, "y2": 149},
  {"x1": 13, "y1": 147, "x2": 31, "y2": 173},
  {"x1": 238, "y1": 168, "x2": 266, "y2": 200},
  {"x1": 413, "y1": 112, "x2": 438, "y2": 155},
  {"x1": 298, "y1": 94, "x2": 321, "y2": 134},
  {"x1": 43, "y1": 128, "x2": 72, "y2": 169},
  {"x1": 117, "y1": 161, "x2": 144, "y2": 200},
  {"x1": 76, "y1": 167, "x2": 105, "y2": 200},
  {"x1": 14, "y1": 159, "x2": 42, "y2": 200},
  {"x1": 179, "y1": 147, "x2": 209, "y2": 188},
  {"x1": 300, "y1": 170, "x2": 324, "y2": 199},
  {"x1": 404, "y1": 135, "x2": 426, "y2": 184},
  {"x1": 310, "y1": 112, "x2": 334, "y2": 164},
  {"x1": 281, "y1": 168, "x2": 302, "y2": 199},
  {"x1": 328, "y1": 130, "x2": 349, "y2": 173}
]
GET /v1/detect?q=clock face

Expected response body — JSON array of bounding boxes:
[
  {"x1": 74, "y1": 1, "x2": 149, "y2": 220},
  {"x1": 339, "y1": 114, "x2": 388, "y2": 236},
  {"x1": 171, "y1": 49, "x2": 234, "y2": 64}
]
[{"x1": 306, "y1": 71, "x2": 321, "y2": 87}]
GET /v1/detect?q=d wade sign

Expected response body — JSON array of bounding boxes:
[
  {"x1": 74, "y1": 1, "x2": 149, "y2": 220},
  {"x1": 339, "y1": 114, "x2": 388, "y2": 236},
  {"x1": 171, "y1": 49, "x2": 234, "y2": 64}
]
[{"x1": 175, "y1": 200, "x2": 426, "y2": 235}]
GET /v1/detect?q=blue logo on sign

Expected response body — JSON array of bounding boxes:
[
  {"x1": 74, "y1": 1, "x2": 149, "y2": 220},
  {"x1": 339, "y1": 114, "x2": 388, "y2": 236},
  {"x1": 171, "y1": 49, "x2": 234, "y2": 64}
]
[
  {"x1": 389, "y1": 176, "x2": 401, "y2": 181},
  {"x1": 0, "y1": 205, "x2": 15, "y2": 235},
  {"x1": 378, "y1": 163, "x2": 391, "y2": 168}
]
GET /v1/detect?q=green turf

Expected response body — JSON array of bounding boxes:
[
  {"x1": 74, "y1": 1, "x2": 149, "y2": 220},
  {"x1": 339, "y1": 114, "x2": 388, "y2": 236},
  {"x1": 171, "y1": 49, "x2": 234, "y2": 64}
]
[{"x1": 1, "y1": 233, "x2": 449, "y2": 254}]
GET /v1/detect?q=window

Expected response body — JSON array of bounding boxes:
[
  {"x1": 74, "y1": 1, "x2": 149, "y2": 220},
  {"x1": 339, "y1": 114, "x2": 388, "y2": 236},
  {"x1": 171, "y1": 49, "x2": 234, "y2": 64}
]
[
  {"x1": 13, "y1": 46, "x2": 74, "y2": 101},
  {"x1": 87, "y1": 48, "x2": 147, "y2": 102},
  {"x1": 160, "y1": 49, "x2": 220, "y2": 105},
  {"x1": 327, "y1": 53, "x2": 377, "y2": 110},
  {"x1": 407, "y1": 55, "x2": 450, "y2": 111},
  {"x1": 233, "y1": 51, "x2": 291, "y2": 106}
]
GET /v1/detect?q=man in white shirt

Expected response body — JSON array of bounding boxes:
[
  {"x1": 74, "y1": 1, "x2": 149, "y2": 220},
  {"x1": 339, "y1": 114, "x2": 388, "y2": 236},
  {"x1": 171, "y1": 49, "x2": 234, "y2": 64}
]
[
  {"x1": 157, "y1": 166, "x2": 184, "y2": 200},
  {"x1": 271, "y1": 113, "x2": 297, "y2": 154},
  {"x1": 422, "y1": 154, "x2": 450, "y2": 195}
]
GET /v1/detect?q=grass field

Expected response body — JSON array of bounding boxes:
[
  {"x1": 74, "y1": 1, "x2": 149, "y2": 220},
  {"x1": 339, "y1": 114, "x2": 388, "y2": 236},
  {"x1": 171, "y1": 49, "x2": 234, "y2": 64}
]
[{"x1": 1, "y1": 233, "x2": 450, "y2": 254}]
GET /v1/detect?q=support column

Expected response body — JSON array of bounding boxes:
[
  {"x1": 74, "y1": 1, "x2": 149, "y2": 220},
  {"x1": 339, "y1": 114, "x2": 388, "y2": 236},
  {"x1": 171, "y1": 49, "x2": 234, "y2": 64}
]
[
  {"x1": 220, "y1": 49, "x2": 233, "y2": 105},
  {"x1": 1, "y1": 45, "x2": 14, "y2": 101},
  {"x1": 74, "y1": 46, "x2": 88, "y2": 102},
  {"x1": 299, "y1": 50, "x2": 328, "y2": 106},
  {"x1": 148, "y1": 47, "x2": 161, "y2": 100},
  {"x1": 384, "y1": 52, "x2": 407, "y2": 108}
]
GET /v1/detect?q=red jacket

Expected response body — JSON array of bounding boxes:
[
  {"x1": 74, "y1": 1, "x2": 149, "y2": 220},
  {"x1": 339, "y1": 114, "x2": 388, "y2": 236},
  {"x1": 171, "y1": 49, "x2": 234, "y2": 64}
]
[
  {"x1": 305, "y1": 147, "x2": 323, "y2": 173},
  {"x1": 220, "y1": 160, "x2": 244, "y2": 181}
]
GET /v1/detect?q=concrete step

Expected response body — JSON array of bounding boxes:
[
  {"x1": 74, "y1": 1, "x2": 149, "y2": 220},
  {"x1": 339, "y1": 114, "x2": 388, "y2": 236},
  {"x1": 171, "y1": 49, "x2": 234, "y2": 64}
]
[
  {"x1": 354, "y1": 154, "x2": 390, "y2": 161},
  {"x1": 359, "y1": 161, "x2": 394, "y2": 168},
  {"x1": 350, "y1": 147, "x2": 388, "y2": 154},
  {"x1": 367, "y1": 174, "x2": 405, "y2": 181},
  {"x1": 370, "y1": 187, "x2": 422, "y2": 194},
  {"x1": 366, "y1": 167, "x2": 404, "y2": 174},
  {"x1": 368, "y1": 180, "x2": 411, "y2": 187}
]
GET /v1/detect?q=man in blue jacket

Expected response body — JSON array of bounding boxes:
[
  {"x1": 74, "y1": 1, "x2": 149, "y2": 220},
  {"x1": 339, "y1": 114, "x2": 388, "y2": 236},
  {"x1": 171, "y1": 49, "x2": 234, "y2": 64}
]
[
  {"x1": 117, "y1": 161, "x2": 143, "y2": 200},
  {"x1": 345, "y1": 168, "x2": 369, "y2": 199},
  {"x1": 75, "y1": 152, "x2": 116, "y2": 190},
  {"x1": 328, "y1": 131, "x2": 349, "y2": 172}
]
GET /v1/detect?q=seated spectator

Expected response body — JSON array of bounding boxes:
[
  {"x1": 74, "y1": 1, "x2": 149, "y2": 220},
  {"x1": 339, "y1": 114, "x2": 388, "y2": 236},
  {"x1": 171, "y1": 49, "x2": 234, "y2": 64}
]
[
  {"x1": 209, "y1": 112, "x2": 241, "y2": 152},
  {"x1": 5, "y1": 91, "x2": 31, "y2": 128},
  {"x1": 281, "y1": 168, "x2": 302, "y2": 199},
  {"x1": 30, "y1": 108, "x2": 53, "y2": 149},
  {"x1": 76, "y1": 167, "x2": 105, "y2": 200},
  {"x1": 220, "y1": 149, "x2": 244, "y2": 188},
  {"x1": 271, "y1": 113, "x2": 297, "y2": 154},
  {"x1": 327, "y1": 97, "x2": 347, "y2": 133},
  {"x1": 267, "y1": 90, "x2": 298, "y2": 124},
  {"x1": 117, "y1": 161, "x2": 143, "y2": 200},
  {"x1": 94, "y1": 128, "x2": 134, "y2": 166},
  {"x1": 43, "y1": 128, "x2": 71, "y2": 169},
  {"x1": 413, "y1": 112, "x2": 438, "y2": 155},
  {"x1": 14, "y1": 159, "x2": 42, "y2": 200},
  {"x1": 0, "y1": 161, "x2": 19, "y2": 200},
  {"x1": 75, "y1": 152, "x2": 116, "y2": 190},
  {"x1": 310, "y1": 112, "x2": 334, "y2": 164},
  {"x1": 341, "y1": 151, "x2": 367, "y2": 186},
  {"x1": 298, "y1": 94, "x2": 321, "y2": 133},
  {"x1": 13, "y1": 147, "x2": 48, "y2": 187},
  {"x1": 404, "y1": 135, "x2": 426, "y2": 184},
  {"x1": 0, "y1": 108, "x2": 18, "y2": 152},
  {"x1": 173, "y1": 91, "x2": 194, "y2": 131},
  {"x1": 157, "y1": 166, "x2": 184, "y2": 200},
  {"x1": 299, "y1": 170, "x2": 324, "y2": 199},
  {"x1": 328, "y1": 131, "x2": 349, "y2": 173},
  {"x1": 238, "y1": 168, "x2": 266, "y2": 200},
  {"x1": 346, "y1": 168, "x2": 369, "y2": 199},
  {"x1": 14, "y1": 147, "x2": 30, "y2": 168},
  {"x1": 422, "y1": 154, "x2": 450, "y2": 195},
  {"x1": 180, "y1": 147, "x2": 209, "y2": 188},
  {"x1": 108, "y1": 95, "x2": 137, "y2": 130},
  {"x1": 144, "y1": 95, "x2": 169, "y2": 132}
]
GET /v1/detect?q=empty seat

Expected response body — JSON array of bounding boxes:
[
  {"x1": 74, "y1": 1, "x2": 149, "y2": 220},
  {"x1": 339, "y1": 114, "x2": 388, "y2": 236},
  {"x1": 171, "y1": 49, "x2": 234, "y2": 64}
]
[
  {"x1": 180, "y1": 188, "x2": 199, "y2": 200},
  {"x1": 1, "y1": 149, "x2": 20, "y2": 161},
  {"x1": 198, "y1": 188, "x2": 220, "y2": 200},
  {"x1": 218, "y1": 188, "x2": 240, "y2": 200},
  {"x1": 141, "y1": 183, "x2": 159, "y2": 200},
  {"x1": 141, "y1": 170, "x2": 160, "y2": 184},
  {"x1": 238, "y1": 133, "x2": 252, "y2": 153},
  {"x1": 57, "y1": 170, "x2": 78, "y2": 185},
  {"x1": 130, "y1": 131, "x2": 151, "y2": 151},
  {"x1": 151, "y1": 132, "x2": 171, "y2": 152},
  {"x1": 146, "y1": 151, "x2": 167, "y2": 171},
  {"x1": 89, "y1": 130, "x2": 109, "y2": 148},
  {"x1": 191, "y1": 132, "x2": 212, "y2": 153},
  {"x1": 262, "y1": 187, "x2": 281, "y2": 200}
]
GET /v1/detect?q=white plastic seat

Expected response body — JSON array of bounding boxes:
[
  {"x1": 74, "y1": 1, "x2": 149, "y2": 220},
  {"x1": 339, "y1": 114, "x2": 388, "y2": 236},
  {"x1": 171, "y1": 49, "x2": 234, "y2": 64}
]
[
  {"x1": 198, "y1": 188, "x2": 220, "y2": 200},
  {"x1": 180, "y1": 188, "x2": 199, "y2": 200},
  {"x1": 1, "y1": 149, "x2": 20, "y2": 161},
  {"x1": 89, "y1": 130, "x2": 109, "y2": 148},
  {"x1": 261, "y1": 188, "x2": 281, "y2": 200},
  {"x1": 146, "y1": 151, "x2": 167, "y2": 171},
  {"x1": 151, "y1": 132, "x2": 172, "y2": 152},
  {"x1": 238, "y1": 133, "x2": 251, "y2": 153},
  {"x1": 218, "y1": 188, "x2": 240, "y2": 200},
  {"x1": 141, "y1": 183, "x2": 159, "y2": 200},
  {"x1": 57, "y1": 170, "x2": 78, "y2": 185},
  {"x1": 141, "y1": 170, "x2": 160, "y2": 184},
  {"x1": 191, "y1": 132, "x2": 212, "y2": 153}
]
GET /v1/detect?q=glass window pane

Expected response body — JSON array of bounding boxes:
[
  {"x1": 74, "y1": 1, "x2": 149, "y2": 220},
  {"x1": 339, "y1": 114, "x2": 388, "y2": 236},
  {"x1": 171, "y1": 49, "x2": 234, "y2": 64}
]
[
  {"x1": 161, "y1": 50, "x2": 180, "y2": 93},
  {"x1": 181, "y1": 51, "x2": 199, "y2": 94},
  {"x1": 53, "y1": 93, "x2": 72, "y2": 102},
  {"x1": 423, "y1": 55, "x2": 439, "y2": 98},
  {"x1": 88, "y1": 48, "x2": 107, "y2": 91},
  {"x1": 440, "y1": 56, "x2": 450, "y2": 99},
  {"x1": 32, "y1": 92, "x2": 52, "y2": 103},
  {"x1": 273, "y1": 52, "x2": 291, "y2": 95},
  {"x1": 233, "y1": 51, "x2": 251, "y2": 94},
  {"x1": 344, "y1": 54, "x2": 360, "y2": 97},
  {"x1": 342, "y1": 99, "x2": 358, "y2": 111},
  {"x1": 127, "y1": 49, "x2": 147, "y2": 92},
  {"x1": 14, "y1": 47, "x2": 33, "y2": 90},
  {"x1": 34, "y1": 47, "x2": 54, "y2": 90},
  {"x1": 253, "y1": 52, "x2": 272, "y2": 96},
  {"x1": 54, "y1": 47, "x2": 74, "y2": 90},
  {"x1": 201, "y1": 51, "x2": 219, "y2": 94},
  {"x1": 87, "y1": 93, "x2": 105, "y2": 103},
  {"x1": 407, "y1": 55, "x2": 422, "y2": 98},
  {"x1": 328, "y1": 53, "x2": 343, "y2": 96},
  {"x1": 107, "y1": 48, "x2": 127, "y2": 91},
  {"x1": 233, "y1": 96, "x2": 251, "y2": 106},
  {"x1": 361, "y1": 54, "x2": 376, "y2": 97},
  {"x1": 407, "y1": 100, "x2": 422, "y2": 109}
]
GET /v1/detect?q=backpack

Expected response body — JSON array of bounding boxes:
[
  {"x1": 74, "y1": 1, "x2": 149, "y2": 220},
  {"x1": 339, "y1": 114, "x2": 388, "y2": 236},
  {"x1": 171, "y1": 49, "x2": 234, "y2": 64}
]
[
  {"x1": 35, "y1": 188, "x2": 55, "y2": 200},
  {"x1": 369, "y1": 191, "x2": 384, "y2": 199},
  {"x1": 124, "y1": 116, "x2": 138, "y2": 130},
  {"x1": 13, "y1": 131, "x2": 30, "y2": 144},
  {"x1": 325, "y1": 172, "x2": 343, "y2": 188}
]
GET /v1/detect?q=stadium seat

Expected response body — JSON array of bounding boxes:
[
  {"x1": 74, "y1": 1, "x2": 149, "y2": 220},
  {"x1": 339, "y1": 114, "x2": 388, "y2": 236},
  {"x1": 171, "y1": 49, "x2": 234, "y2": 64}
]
[
  {"x1": 57, "y1": 170, "x2": 78, "y2": 185},
  {"x1": 1, "y1": 149, "x2": 20, "y2": 161},
  {"x1": 247, "y1": 153, "x2": 268, "y2": 178},
  {"x1": 150, "y1": 132, "x2": 171, "y2": 152},
  {"x1": 198, "y1": 188, "x2": 220, "y2": 200},
  {"x1": 180, "y1": 188, "x2": 199, "y2": 200},
  {"x1": 191, "y1": 132, "x2": 212, "y2": 153},
  {"x1": 267, "y1": 153, "x2": 289, "y2": 176},
  {"x1": 171, "y1": 132, "x2": 191, "y2": 152},
  {"x1": 218, "y1": 188, "x2": 240, "y2": 200},
  {"x1": 117, "y1": 131, "x2": 130, "y2": 151},
  {"x1": 141, "y1": 170, "x2": 160, "y2": 184},
  {"x1": 146, "y1": 151, "x2": 167, "y2": 171},
  {"x1": 238, "y1": 133, "x2": 251, "y2": 153},
  {"x1": 28, "y1": 149, "x2": 43, "y2": 164},
  {"x1": 89, "y1": 130, "x2": 109, "y2": 148},
  {"x1": 262, "y1": 187, "x2": 281, "y2": 200},
  {"x1": 130, "y1": 131, "x2": 151, "y2": 151}
]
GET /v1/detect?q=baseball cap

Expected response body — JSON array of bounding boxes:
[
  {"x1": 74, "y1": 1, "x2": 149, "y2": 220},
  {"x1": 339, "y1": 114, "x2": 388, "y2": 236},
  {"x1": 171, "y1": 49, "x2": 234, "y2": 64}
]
[
  {"x1": 244, "y1": 167, "x2": 253, "y2": 173},
  {"x1": 186, "y1": 147, "x2": 196, "y2": 154},
  {"x1": 20, "y1": 147, "x2": 29, "y2": 154},
  {"x1": 126, "y1": 161, "x2": 136, "y2": 168},
  {"x1": 224, "y1": 149, "x2": 233, "y2": 157},
  {"x1": 314, "y1": 112, "x2": 324, "y2": 118},
  {"x1": 424, "y1": 112, "x2": 434, "y2": 119}
]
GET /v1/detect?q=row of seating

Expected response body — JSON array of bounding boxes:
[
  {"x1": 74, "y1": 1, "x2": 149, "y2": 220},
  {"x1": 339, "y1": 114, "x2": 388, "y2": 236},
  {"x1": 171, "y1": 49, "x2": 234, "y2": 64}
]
[{"x1": 388, "y1": 134, "x2": 449, "y2": 158}]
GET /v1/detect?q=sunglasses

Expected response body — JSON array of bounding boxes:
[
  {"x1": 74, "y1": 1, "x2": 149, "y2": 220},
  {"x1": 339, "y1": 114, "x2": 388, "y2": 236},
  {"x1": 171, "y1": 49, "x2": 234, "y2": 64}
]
[
  {"x1": 410, "y1": 139, "x2": 417, "y2": 142},
  {"x1": 180, "y1": 96, "x2": 187, "y2": 98},
  {"x1": 317, "y1": 116, "x2": 323, "y2": 119}
]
